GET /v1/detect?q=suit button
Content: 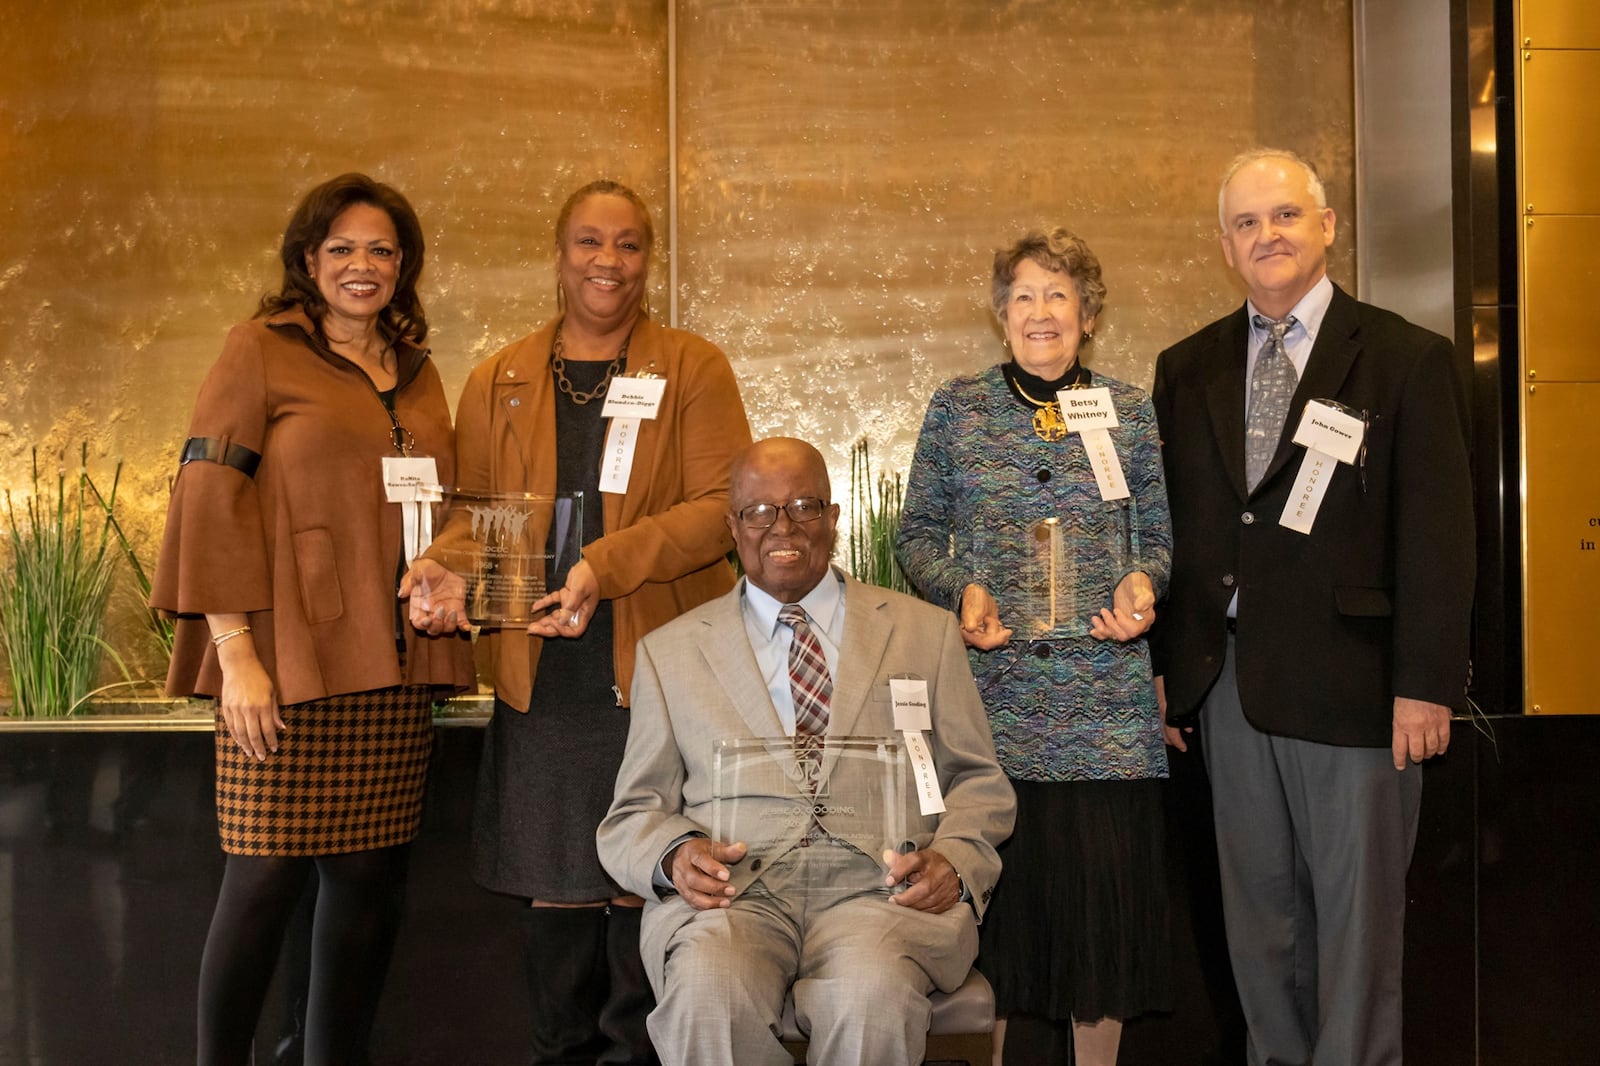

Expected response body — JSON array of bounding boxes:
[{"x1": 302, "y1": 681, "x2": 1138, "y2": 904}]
[
  {"x1": 1037, "y1": 468, "x2": 1051, "y2": 483},
  {"x1": 509, "y1": 397, "x2": 521, "y2": 408},
  {"x1": 1241, "y1": 511, "x2": 1255, "y2": 525},
  {"x1": 1031, "y1": 643, "x2": 1052, "y2": 660},
  {"x1": 1221, "y1": 574, "x2": 1235, "y2": 588}
]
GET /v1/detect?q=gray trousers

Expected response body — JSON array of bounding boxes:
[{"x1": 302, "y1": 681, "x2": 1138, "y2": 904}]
[
  {"x1": 1202, "y1": 636, "x2": 1422, "y2": 1066},
  {"x1": 646, "y1": 844, "x2": 978, "y2": 1066}
]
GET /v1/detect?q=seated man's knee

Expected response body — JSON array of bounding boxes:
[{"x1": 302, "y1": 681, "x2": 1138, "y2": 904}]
[{"x1": 659, "y1": 913, "x2": 789, "y2": 1029}]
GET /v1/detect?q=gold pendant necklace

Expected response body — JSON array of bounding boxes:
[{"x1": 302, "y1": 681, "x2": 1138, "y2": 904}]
[
  {"x1": 1004, "y1": 363, "x2": 1094, "y2": 441},
  {"x1": 1009, "y1": 375, "x2": 1085, "y2": 443},
  {"x1": 1030, "y1": 404, "x2": 1068, "y2": 442}
]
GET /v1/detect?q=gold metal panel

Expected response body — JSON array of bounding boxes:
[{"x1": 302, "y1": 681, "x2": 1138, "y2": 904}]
[
  {"x1": 0, "y1": 0, "x2": 1358, "y2": 689},
  {"x1": 0, "y1": 2, "x2": 668, "y2": 685},
  {"x1": 1524, "y1": 216, "x2": 1600, "y2": 382},
  {"x1": 1522, "y1": 383, "x2": 1600, "y2": 714},
  {"x1": 1520, "y1": 49, "x2": 1600, "y2": 215},
  {"x1": 1520, "y1": 0, "x2": 1600, "y2": 50},
  {"x1": 675, "y1": 0, "x2": 1355, "y2": 482}
]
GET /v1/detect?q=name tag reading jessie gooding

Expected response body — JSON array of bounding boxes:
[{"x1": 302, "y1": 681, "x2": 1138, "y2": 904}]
[{"x1": 890, "y1": 678, "x2": 944, "y2": 815}]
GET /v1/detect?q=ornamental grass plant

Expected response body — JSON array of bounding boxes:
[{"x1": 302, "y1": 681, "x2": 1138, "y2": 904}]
[
  {"x1": 0, "y1": 445, "x2": 123, "y2": 716},
  {"x1": 848, "y1": 437, "x2": 911, "y2": 595}
]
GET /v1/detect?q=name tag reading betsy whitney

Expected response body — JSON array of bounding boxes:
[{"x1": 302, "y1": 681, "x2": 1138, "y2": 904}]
[
  {"x1": 598, "y1": 378, "x2": 668, "y2": 495},
  {"x1": 1280, "y1": 400, "x2": 1365, "y2": 535},
  {"x1": 1056, "y1": 387, "x2": 1129, "y2": 502}
]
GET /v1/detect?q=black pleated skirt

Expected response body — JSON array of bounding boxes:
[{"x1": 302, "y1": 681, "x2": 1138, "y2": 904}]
[{"x1": 978, "y1": 776, "x2": 1172, "y2": 1022}]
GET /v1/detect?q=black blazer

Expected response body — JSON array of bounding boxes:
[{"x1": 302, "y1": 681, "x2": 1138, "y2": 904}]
[{"x1": 1150, "y1": 284, "x2": 1474, "y2": 748}]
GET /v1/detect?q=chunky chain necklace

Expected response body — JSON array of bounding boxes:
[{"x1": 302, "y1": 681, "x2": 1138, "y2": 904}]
[{"x1": 551, "y1": 325, "x2": 631, "y2": 404}]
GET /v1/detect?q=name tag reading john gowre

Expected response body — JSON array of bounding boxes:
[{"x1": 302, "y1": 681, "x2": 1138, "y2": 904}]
[{"x1": 1280, "y1": 399, "x2": 1365, "y2": 535}]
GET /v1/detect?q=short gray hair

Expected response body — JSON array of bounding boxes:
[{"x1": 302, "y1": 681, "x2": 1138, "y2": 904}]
[
  {"x1": 1217, "y1": 148, "x2": 1328, "y2": 230},
  {"x1": 990, "y1": 227, "x2": 1106, "y2": 324}
]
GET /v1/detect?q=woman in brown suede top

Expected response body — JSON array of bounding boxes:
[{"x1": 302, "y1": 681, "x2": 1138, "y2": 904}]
[{"x1": 153, "y1": 173, "x2": 472, "y2": 1066}]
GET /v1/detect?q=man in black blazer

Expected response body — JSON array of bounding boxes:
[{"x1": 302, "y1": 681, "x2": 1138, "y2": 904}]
[{"x1": 1150, "y1": 148, "x2": 1473, "y2": 1066}]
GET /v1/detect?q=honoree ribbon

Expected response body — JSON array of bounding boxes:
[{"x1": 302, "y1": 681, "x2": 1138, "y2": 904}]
[
  {"x1": 382, "y1": 456, "x2": 442, "y2": 560},
  {"x1": 891, "y1": 677, "x2": 944, "y2": 816},
  {"x1": 598, "y1": 377, "x2": 667, "y2": 494},
  {"x1": 1056, "y1": 386, "x2": 1129, "y2": 502},
  {"x1": 1280, "y1": 399, "x2": 1365, "y2": 535}
]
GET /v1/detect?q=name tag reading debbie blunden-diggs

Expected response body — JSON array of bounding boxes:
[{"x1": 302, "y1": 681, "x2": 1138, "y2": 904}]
[
  {"x1": 598, "y1": 378, "x2": 668, "y2": 495},
  {"x1": 1281, "y1": 399, "x2": 1365, "y2": 535}
]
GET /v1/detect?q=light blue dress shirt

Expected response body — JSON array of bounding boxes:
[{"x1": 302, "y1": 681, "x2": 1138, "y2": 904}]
[{"x1": 740, "y1": 569, "x2": 846, "y2": 736}]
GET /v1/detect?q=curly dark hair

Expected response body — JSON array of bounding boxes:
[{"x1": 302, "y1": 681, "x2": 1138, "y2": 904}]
[{"x1": 257, "y1": 173, "x2": 428, "y2": 346}]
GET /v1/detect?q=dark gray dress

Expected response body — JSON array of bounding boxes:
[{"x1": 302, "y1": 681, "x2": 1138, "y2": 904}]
[{"x1": 471, "y1": 358, "x2": 631, "y2": 901}]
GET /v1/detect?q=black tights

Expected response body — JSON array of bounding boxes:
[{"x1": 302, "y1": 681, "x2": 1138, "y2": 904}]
[{"x1": 196, "y1": 845, "x2": 411, "y2": 1066}]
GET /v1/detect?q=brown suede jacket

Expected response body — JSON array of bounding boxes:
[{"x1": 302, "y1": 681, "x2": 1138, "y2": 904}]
[
  {"x1": 429, "y1": 315, "x2": 751, "y2": 711},
  {"x1": 152, "y1": 310, "x2": 475, "y2": 704}
]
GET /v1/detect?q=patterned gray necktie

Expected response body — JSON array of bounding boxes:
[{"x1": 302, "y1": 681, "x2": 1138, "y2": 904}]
[{"x1": 1245, "y1": 315, "x2": 1299, "y2": 490}]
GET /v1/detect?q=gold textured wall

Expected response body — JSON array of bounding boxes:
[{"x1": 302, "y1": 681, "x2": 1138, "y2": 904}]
[
  {"x1": 0, "y1": 0, "x2": 1354, "y2": 689},
  {"x1": 1517, "y1": 0, "x2": 1600, "y2": 715}
]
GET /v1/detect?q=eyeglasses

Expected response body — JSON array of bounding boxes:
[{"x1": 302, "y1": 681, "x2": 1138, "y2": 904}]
[{"x1": 735, "y1": 497, "x2": 828, "y2": 528}]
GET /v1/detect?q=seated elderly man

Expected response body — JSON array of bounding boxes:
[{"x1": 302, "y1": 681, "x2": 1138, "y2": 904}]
[{"x1": 596, "y1": 436, "x2": 1015, "y2": 1066}]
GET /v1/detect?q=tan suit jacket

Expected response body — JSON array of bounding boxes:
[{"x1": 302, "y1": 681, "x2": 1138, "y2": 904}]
[
  {"x1": 429, "y1": 315, "x2": 751, "y2": 710},
  {"x1": 597, "y1": 570, "x2": 1016, "y2": 990}
]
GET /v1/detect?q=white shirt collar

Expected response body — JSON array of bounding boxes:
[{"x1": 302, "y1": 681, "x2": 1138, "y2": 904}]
[{"x1": 1247, "y1": 273, "x2": 1334, "y2": 346}]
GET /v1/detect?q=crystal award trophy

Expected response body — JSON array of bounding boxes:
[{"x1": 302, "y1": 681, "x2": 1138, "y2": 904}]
[
  {"x1": 427, "y1": 490, "x2": 583, "y2": 625},
  {"x1": 711, "y1": 736, "x2": 906, "y2": 897},
  {"x1": 972, "y1": 503, "x2": 1132, "y2": 639}
]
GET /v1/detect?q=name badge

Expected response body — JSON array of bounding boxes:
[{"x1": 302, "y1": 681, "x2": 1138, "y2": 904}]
[
  {"x1": 382, "y1": 456, "x2": 441, "y2": 503},
  {"x1": 1280, "y1": 400, "x2": 1365, "y2": 535},
  {"x1": 890, "y1": 678, "x2": 931, "y2": 732},
  {"x1": 888, "y1": 677, "x2": 943, "y2": 814},
  {"x1": 382, "y1": 456, "x2": 441, "y2": 560},
  {"x1": 1056, "y1": 387, "x2": 1120, "y2": 432},
  {"x1": 1056, "y1": 387, "x2": 1129, "y2": 502},
  {"x1": 600, "y1": 378, "x2": 667, "y2": 420},
  {"x1": 1291, "y1": 400, "x2": 1363, "y2": 464}
]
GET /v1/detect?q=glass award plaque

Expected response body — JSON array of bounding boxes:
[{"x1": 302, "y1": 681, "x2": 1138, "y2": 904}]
[
  {"x1": 428, "y1": 490, "x2": 583, "y2": 625},
  {"x1": 712, "y1": 736, "x2": 906, "y2": 897},
  {"x1": 972, "y1": 504, "x2": 1131, "y2": 639}
]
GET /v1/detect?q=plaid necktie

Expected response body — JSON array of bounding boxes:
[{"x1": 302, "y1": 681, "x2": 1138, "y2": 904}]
[
  {"x1": 779, "y1": 604, "x2": 832, "y2": 738},
  {"x1": 1246, "y1": 314, "x2": 1300, "y2": 490}
]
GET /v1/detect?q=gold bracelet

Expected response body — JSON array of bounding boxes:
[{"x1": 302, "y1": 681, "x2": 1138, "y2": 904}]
[{"x1": 211, "y1": 625, "x2": 252, "y2": 647}]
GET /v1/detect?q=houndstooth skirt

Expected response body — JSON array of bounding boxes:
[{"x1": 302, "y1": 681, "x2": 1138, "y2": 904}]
[{"x1": 214, "y1": 686, "x2": 434, "y2": 856}]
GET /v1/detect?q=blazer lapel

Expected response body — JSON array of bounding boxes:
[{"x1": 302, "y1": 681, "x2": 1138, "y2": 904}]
[
  {"x1": 1259, "y1": 284, "x2": 1362, "y2": 488},
  {"x1": 1204, "y1": 308, "x2": 1251, "y2": 502},
  {"x1": 499, "y1": 324, "x2": 559, "y2": 496},
  {"x1": 828, "y1": 574, "x2": 892, "y2": 741},
  {"x1": 694, "y1": 587, "x2": 786, "y2": 740}
]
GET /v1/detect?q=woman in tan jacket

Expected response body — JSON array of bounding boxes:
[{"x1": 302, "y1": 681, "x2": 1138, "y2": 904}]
[
  {"x1": 153, "y1": 173, "x2": 473, "y2": 1065},
  {"x1": 407, "y1": 180, "x2": 750, "y2": 1062}
]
